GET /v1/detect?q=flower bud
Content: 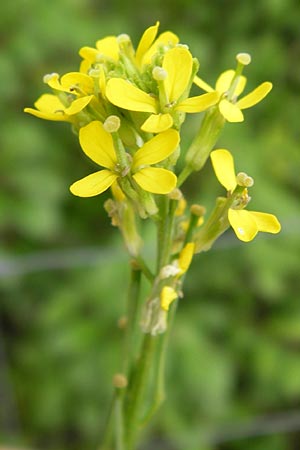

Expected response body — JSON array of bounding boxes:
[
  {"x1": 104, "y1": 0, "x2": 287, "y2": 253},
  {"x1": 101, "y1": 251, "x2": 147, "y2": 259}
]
[
  {"x1": 113, "y1": 373, "x2": 128, "y2": 388},
  {"x1": 117, "y1": 33, "x2": 131, "y2": 45},
  {"x1": 190, "y1": 204, "x2": 206, "y2": 216}
]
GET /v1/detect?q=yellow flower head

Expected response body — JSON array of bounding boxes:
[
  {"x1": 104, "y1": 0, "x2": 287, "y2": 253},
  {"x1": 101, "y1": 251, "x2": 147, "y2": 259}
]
[
  {"x1": 70, "y1": 121, "x2": 180, "y2": 197},
  {"x1": 106, "y1": 46, "x2": 218, "y2": 133},
  {"x1": 210, "y1": 149, "x2": 281, "y2": 241},
  {"x1": 194, "y1": 53, "x2": 273, "y2": 123}
]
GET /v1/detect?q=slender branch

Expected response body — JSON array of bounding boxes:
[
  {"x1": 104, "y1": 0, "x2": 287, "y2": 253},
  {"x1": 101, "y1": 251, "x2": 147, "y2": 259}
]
[{"x1": 124, "y1": 334, "x2": 156, "y2": 450}]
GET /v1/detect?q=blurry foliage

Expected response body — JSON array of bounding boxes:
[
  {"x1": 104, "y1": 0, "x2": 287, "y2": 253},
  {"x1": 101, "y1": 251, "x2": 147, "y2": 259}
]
[{"x1": 1, "y1": 0, "x2": 300, "y2": 449}]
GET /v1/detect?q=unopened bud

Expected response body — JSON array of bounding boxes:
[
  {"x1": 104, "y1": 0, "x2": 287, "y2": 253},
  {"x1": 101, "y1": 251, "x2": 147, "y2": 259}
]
[
  {"x1": 236, "y1": 172, "x2": 254, "y2": 187},
  {"x1": 113, "y1": 373, "x2": 128, "y2": 388},
  {"x1": 236, "y1": 53, "x2": 251, "y2": 66},
  {"x1": 152, "y1": 66, "x2": 168, "y2": 81},
  {"x1": 103, "y1": 115, "x2": 121, "y2": 133},
  {"x1": 117, "y1": 316, "x2": 128, "y2": 329},
  {"x1": 43, "y1": 72, "x2": 58, "y2": 83}
]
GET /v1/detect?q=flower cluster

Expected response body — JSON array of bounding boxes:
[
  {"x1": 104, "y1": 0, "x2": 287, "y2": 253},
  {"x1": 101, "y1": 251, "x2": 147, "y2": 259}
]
[{"x1": 25, "y1": 22, "x2": 281, "y2": 335}]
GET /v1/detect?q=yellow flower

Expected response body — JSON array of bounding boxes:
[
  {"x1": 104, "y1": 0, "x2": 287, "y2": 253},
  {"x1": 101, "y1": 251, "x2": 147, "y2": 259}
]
[
  {"x1": 70, "y1": 121, "x2": 179, "y2": 197},
  {"x1": 135, "y1": 21, "x2": 179, "y2": 68},
  {"x1": 79, "y1": 36, "x2": 120, "y2": 66},
  {"x1": 210, "y1": 149, "x2": 281, "y2": 241},
  {"x1": 24, "y1": 93, "x2": 93, "y2": 121},
  {"x1": 45, "y1": 72, "x2": 94, "y2": 95},
  {"x1": 106, "y1": 47, "x2": 219, "y2": 133},
  {"x1": 194, "y1": 69, "x2": 272, "y2": 122},
  {"x1": 160, "y1": 242, "x2": 195, "y2": 279}
]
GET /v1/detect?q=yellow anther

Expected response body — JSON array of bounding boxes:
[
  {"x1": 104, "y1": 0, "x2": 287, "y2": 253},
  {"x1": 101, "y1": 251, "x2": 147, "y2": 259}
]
[
  {"x1": 152, "y1": 66, "x2": 168, "y2": 81},
  {"x1": 236, "y1": 172, "x2": 254, "y2": 187}
]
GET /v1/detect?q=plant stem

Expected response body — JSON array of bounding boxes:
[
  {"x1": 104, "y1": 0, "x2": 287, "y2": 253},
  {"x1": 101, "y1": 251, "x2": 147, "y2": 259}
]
[
  {"x1": 115, "y1": 390, "x2": 125, "y2": 450},
  {"x1": 124, "y1": 334, "x2": 156, "y2": 449},
  {"x1": 123, "y1": 266, "x2": 142, "y2": 375}
]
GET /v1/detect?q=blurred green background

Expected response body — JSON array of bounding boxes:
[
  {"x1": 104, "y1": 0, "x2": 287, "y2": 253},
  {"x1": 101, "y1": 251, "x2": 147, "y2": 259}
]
[{"x1": 1, "y1": 0, "x2": 300, "y2": 449}]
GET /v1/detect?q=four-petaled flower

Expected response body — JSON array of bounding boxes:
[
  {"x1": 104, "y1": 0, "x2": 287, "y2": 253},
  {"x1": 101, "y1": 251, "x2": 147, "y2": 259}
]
[
  {"x1": 24, "y1": 72, "x2": 95, "y2": 121},
  {"x1": 194, "y1": 70, "x2": 272, "y2": 122},
  {"x1": 70, "y1": 121, "x2": 180, "y2": 197},
  {"x1": 210, "y1": 149, "x2": 281, "y2": 241},
  {"x1": 106, "y1": 46, "x2": 219, "y2": 133}
]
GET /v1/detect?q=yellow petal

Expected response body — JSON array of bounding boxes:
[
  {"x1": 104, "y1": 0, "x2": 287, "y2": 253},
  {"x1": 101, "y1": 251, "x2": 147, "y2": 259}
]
[
  {"x1": 64, "y1": 95, "x2": 93, "y2": 115},
  {"x1": 179, "y1": 242, "x2": 195, "y2": 274},
  {"x1": 70, "y1": 170, "x2": 118, "y2": 197},
  {"x1": 228, "y1": 209, "x2": 258, "y2": 242},
  {"x1": 96, "y1": 36, "x2": 119, "y2": 61},
  {"x1": 193, "y1": 75, "x2": 214, "y2": 92},
  {"x1": 79, "y1": 59, "x2": 91, "y2": 74},
  {"x1": 98, "y1": 66, "x2": 106, "y2": 95},
  {"x1": 79, "y1": 121, "x2": 117, "y2": 169},
  {"x1": 135, "y1": 21, "x2": 159, "y2": 67},
  {"x1": 219, "y1": 99, "x2": 244, "y2": 122},
  {"x1": 24, "y1": 94, "x2": 70, "y2": 122},
  {"x1": 160, "y1": 286, "x2": 177, "y2": 311},
  {"x1": 176, "y1": 91, "x2": 219, "y2": 113},
  {"x1": 79, "y1": 46, "x2": 98, "y2": 63},
  {"x1": 132, "y1": 129, "x2": 180, "y2": 168},
  {"x1": 106, "y1": 78, "x2": 157, "y2": 113},
  {"x1": 46, "y1": 73, "x2": 63, "y2": 91},
  {"x1": 133, "y1": 167, "x2": 177, "y2": 194},
  {"x1": 249, "y1": 211, "x2": 281, "y2": 234},
  {"x1": 163, "y1": 47, "x2": 193, "y2": 102},
  {"x1": 234, "y1": 75, "x2": 247, "y2": 97},
  {"x1": 210, "y1": 149, "x2": 237, "y2": 192},
  {"x1": 61, "y1": 72, "x2": 94, "y2": 94},
  {"x1": 111, "y1": 181, "x2": 126, "y2": 202},
  {"x1": 237, "y1": 82, "x2": 273, "y2": 110},
  {"x1": 216, "y1": 72, "x2": 246, "y2": 97},
  {"x1": 142, "y1": 31, "x2": 179, "y2": 66},
  {"x1": 141, "y1": 113, "x2": 173, "y2": 133},
  {"x1": 24, "y1": 107, "x2": 69, "y2": 121},
  {"x1": 215, "y1": 70, "x2": 235, "y2": 93}
]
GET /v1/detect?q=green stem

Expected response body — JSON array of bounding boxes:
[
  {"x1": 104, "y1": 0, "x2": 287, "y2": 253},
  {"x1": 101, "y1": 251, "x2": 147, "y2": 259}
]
[
  {"x1": 141, "y1": 296, "x2": 178, "y2": 425},
  {"x1": 124, "y1": 334, "x2": 156, "y2": 449},
  {"x1": 123, "y1": 266, "x2": 142, "y2": 375},
  {"x1": 157, "y1": 198, "x2": 177, "y2": 271},
  {"x1": 115, "y1": 391, "x2": 125, "y2": 450},
  {"x1": 99, "y1": 392, "x2": 116, "y2": 450}
]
